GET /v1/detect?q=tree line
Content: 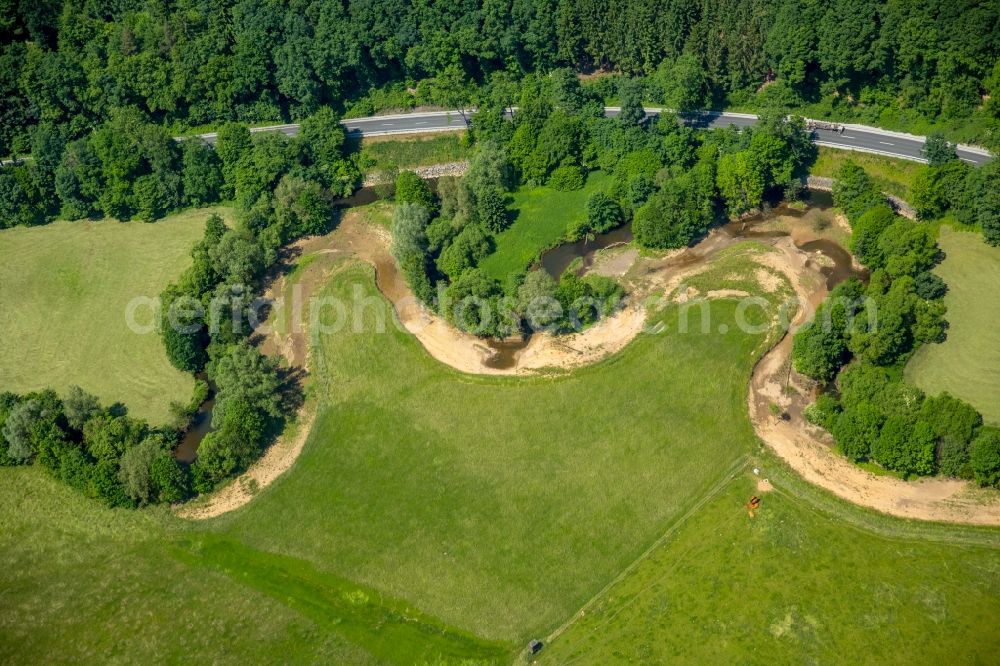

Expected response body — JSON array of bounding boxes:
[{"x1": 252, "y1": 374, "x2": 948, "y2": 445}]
[
  {"x1": 0, "y1": 104, "x2": 363, "y2": 504},
  {"x1": 793, "y1": 160, "x2": 1000, "y2": 486},
  {"x1": 910, "y1": 133, "x2": 1000, "y2": 248},
  {"x1": 0, "y1": 104, "x2": 359, "y2": 229},
  {"x1": 1, "y1": 386, "x2": 192, "y2": 507},
  {"x1": 2, "y1": 0, "x2": 998, "y2": 162},
  {"x1": 388, "y1": 72, "x2": 814, "y2": 337}
]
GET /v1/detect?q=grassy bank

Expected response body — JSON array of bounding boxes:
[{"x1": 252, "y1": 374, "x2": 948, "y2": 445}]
[
  {"x1": 355, "y1": 133, "x2": 471, "y2": 170},
  {"x1": 808, "y1": 146, "x2": 925, "y2": 200},
  {"x1": 479, "y1": 171, "x2": 610, "y2": 281},
  {"x1": 540, "y1": 468, "x2": 1000, "y2": 663},
  {"x1": 203, "y1": 254, "x2": 783, "y2": 642},
  {"x1": 0, "y1": 207, "x2": 230, "y2": 423},
  {"x1": 906, "y1": 227, "x2": 1000, "y2": 424},
  {"x1": 4, "y1": 232, "x2": 999, "y2": 662}
]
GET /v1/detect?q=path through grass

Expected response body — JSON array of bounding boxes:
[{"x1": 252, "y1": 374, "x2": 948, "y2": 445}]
[
  {"x1": 204, "y1": 257, "x2": 778, "y2": 642},
  {"x1": 540, "y1": 468, "x2": 1000, "y2": 663}
]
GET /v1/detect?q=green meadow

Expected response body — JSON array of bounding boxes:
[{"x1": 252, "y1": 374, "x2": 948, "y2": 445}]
[
  {"x1": 479, "y1": 171, "x2": 610, "y2": 281},
  {"x1": 2, "y1": 237, "x2": 999, "y2": 664},
  {"x1": 0, "y1": 208, "x2": 232, "y2": 423},
  {"x1": 906, "y1": 227, "x2": 1000, "y2": 424}
]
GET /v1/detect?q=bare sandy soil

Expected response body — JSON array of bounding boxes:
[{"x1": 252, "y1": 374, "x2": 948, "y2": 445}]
[
  {"x1": 745, "y1": 234, "x2": 1000, "y2": 526},
  {"x1": 175, "y1": 246, "x2": 351, "y2": 519},
  {"x1": 750, "y1": 334, "x2": 1000, "y2": 526},
  {"x1": 182, "y1": 204, "x2": 1000, "y2": 524}
]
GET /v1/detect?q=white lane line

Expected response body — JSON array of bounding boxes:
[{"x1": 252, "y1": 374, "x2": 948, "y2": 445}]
[
  {"x1": 879, "y1": 141, "x2": 895, "y2": 146},
  {"x1": 840, "y1": 135, "x2": 855, "y2": 139},
  {"x1": 961, "y1": 158, "x2": 977, "y2": 164},
  {"x1": 381, "y1": 123, "x2": 395, "y2": 127},
  {"x1": 414, "y1": 121, "x2": 428, "y2": 125}
]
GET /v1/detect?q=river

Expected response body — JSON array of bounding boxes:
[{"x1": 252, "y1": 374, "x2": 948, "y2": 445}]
[{"x1": 176, "y1": 188, "x2": 859, "y2": 457}]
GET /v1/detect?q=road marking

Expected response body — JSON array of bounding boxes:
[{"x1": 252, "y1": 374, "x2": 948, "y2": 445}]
[
  {"x1": 961, "y1": 158, "x2": 977, "y2": 164},
  {"x1": 414, "y1": 121, "x2": 428, "y2": 125},
  {"x1": 381, "y1": 123, "x2": 395, "y2": 127},
  {"x1": 879, "y1": 141, "x2": 895, "y2": 146},
  {"x1": 840, "y1": 135, "x2": 855, "y2": 139}
]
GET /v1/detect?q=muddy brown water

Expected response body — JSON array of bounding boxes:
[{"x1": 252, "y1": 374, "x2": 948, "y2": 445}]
[
  {"x1": 178, "y1": 189, "x2": 856, "y2": 453},
  {"x1": 540, "y1": 224, "x2": 636, "y2": 278},
  {"x1": 174, "y1": 376, "x2": 215, "y2": 463},
  {"x1": 485, "y1": 190, "x2": 856, "y2": 370}
]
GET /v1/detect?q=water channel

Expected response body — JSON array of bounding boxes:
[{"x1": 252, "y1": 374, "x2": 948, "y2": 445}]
[{"x1": 177, "y1": 189, "x2": 859, "y2": 456}]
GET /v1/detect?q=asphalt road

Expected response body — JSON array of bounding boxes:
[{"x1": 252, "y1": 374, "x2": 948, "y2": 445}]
[{"x1": 194, "y1": 108, "x2": 993, "y2": 166}]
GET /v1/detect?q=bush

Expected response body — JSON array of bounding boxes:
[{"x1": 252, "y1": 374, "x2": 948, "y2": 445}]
[
  {"x1": 804, "y1": 394, "x2": 841, "y2": 430},
  {"x1": 391, "y1": 203, "x2": 434, "y2": 303},
  {"x1": 583, "y1": 192, "x2": 624, "y2": 235},
  {"x1": 150, "y1": 455, "x2": 190, "y2": 503},
  {"x1": 436, "y1": 224, "x2": 491, "y2": 280},
  {"x1": 792, "y1": 321, "x2": 847, "y2": 383},
  {"x1": 833, "y1": 402, "x2": 883, "y2": 461},
  {"x1": 832, "y1": 161, "x2": 885, "y2": 222},
  {"x1": 194, "y1": 399, "x2": 266, "y2": 486},
  {"x1": 548, "y1": 164, "x2": 585, "y2": 191},
  {"x1": 58, "y1": 447, "x2": 94, "y2": 492},
  {"x1": 395, "y1": 170, "x2": 435, "y2": 210},
  {"x1": 970, "y1": 428, "x2": 1000, "y2": 487},
  {"x1": 871, "y1": 417, "x2": 936, "y2": 476},
  {"x1": 119, "y1": 436, "x2": 168, "y2": 505},
  {"x1": 476, "y1": 187, "x2": 508, "y2": 233},
  {"x1": 89, "y1": 458, "x2": 133, "y2": 508}
]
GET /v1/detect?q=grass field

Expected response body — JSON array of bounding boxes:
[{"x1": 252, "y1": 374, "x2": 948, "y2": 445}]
[
  {"x1": 3, "y1": 237, "x2": 1000, "y2": 663},
  {"x1": 356, "y1": 133, "x2": 471, "y2": 169},
  {"x1": 906, "y1": 227, "x2": 1000, "y2": 424},
  {"x1": 478, "y1": 171, "x2": 610, "y2": 281},
  {"x1": 541, "y1": 466, "x2": 1000, "y2": 663},
  {"x1": 0, "y1": 208, "x2": 231, "y2": 423},
  {"x1": 0, "y1": 467, "x2": 384, "y2": 664},
  {"x1": 205, "y1": 259, "x2": 776, "y2": 641},
  {"x1": 809, "y1": 146, "x2": 925, "y2": 200}
]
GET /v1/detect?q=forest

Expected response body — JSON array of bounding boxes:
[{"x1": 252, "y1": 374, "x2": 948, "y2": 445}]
[
  {"x1": 391, "y1": 71, "x2": 814, "y2": 337},
  {"x1": 2, "y1": 0, "x2": 999, "y2": 159}
]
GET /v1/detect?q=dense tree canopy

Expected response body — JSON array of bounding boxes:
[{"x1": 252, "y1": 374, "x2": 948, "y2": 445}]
[{"x1": 2, "y1": 0, "x2": 997, "y2": 162}]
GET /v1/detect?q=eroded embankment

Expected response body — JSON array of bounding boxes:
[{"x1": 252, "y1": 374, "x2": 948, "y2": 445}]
[
  {"x1": 749, "y1": 308, "x2": 1000, "y2": 526},
  {"x1": 182, "y1": 204, "x2": 1000, "y2": 525}
]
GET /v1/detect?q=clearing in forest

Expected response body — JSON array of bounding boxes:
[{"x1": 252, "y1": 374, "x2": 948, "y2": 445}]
[
  {"x1": 478, "y1": 171, "x2": 610, "y2": 281},
  {"x1": 0, "y1": 207, "x2": 230, "y2": 423},
  {"x1": 906, "y1": 226, "x2": 1000, "y2": 424}
]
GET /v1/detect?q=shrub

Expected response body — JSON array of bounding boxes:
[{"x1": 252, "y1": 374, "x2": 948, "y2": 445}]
[
  {"x1": 119, "y1": 436, "x2": 168, "y2": 505},
  {"x1": 391, "y1": 203, "x2": 434, "y2": 303},
  {"x1": 548, "y1": 164, "x2": 585, "y2": 191},
  {"x1": 58, "y1": 447, "x2": 94, "y2": 492},
  {"x1": 89, "y1": 458, "x2": 134, "y2": 508},
  {"x1": 804, "y1": 394, "x2": 841, "y2": 430},
  {"x1": 970, "y1": 428, "x2": 1000, "y2": 487},
  {"x1": 150, "y1": 455, "x2": 190, "y2": 504},
  {"x1": 395, "y1": 170, "x2": 435, "y2": 210},
  {"x1": 476, "y1": 187, "x2": 508, "y2": 233},
  {"x1": 436, "y1": 224, "x2": 491, "y2": 280},
  {"x1": 583, "y1": 192, "x2": 624, "y2": 235},
  {"x1": 832, "y1": 402, "x2": 883, "y2": 461}
]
